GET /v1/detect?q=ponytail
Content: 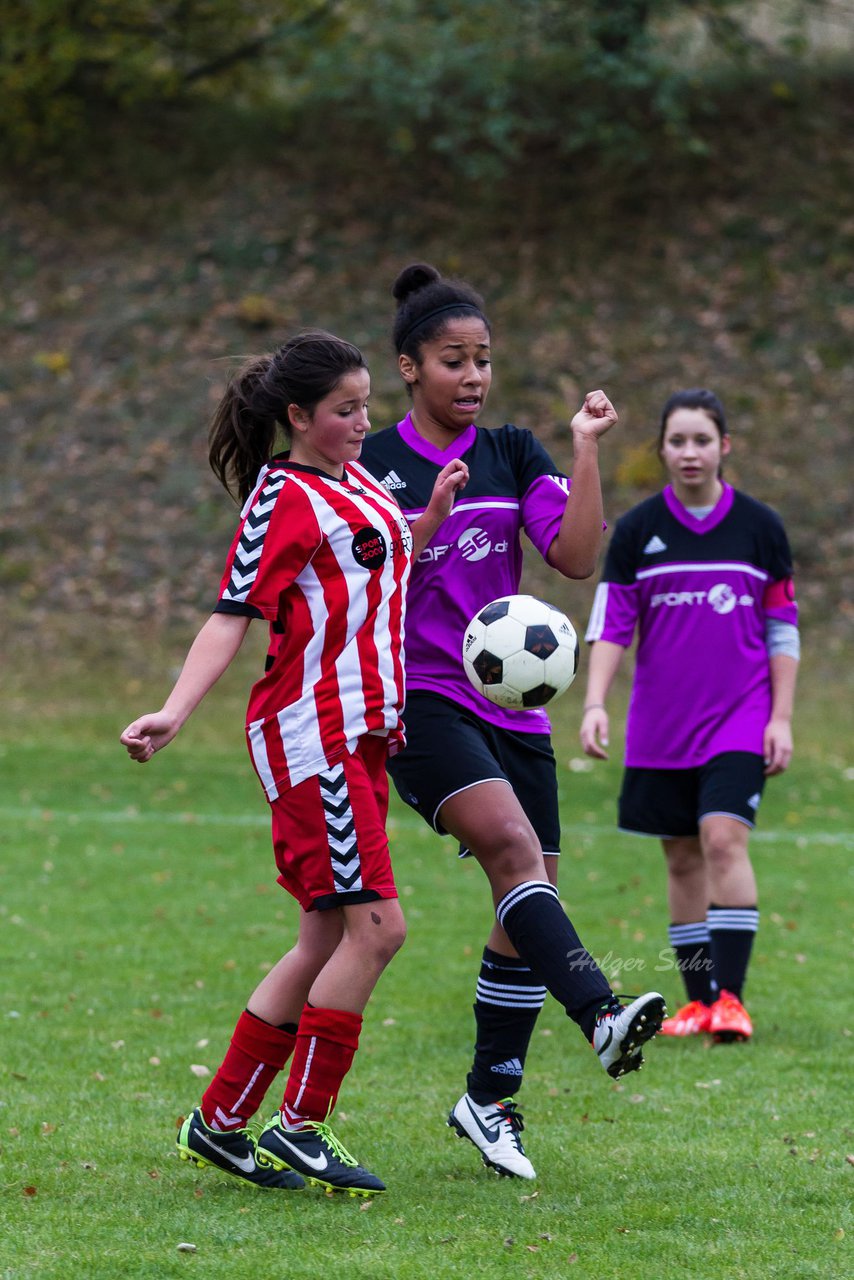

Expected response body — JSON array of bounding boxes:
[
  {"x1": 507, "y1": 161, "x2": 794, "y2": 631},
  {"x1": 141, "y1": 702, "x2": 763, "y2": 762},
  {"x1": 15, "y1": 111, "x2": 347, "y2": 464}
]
[{"x1": 208, "y1": 330, "x2": 367, "y2": 503}]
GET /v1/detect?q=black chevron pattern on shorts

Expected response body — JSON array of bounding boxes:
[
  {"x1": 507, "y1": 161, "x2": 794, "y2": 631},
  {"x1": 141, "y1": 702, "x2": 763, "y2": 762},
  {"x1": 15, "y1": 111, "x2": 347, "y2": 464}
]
[
  {"x1": 223, "y1": 473, "x2": 286, "y2": 602},
  {"x1": 319, "y1": 764, "x2": 363, "y2": 893}
]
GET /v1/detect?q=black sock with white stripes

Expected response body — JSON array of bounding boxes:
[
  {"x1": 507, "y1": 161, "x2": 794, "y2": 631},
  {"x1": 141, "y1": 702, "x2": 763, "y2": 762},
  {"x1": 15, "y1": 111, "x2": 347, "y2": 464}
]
[
  {"x1": 707, "y1": 904, "x2": 759, "y2": 1001},
  {"x1": 466, "y1": 947, "x2": 547, "y2": 1104},
  {"x1": 668, "y1": 921, "x2": 715, "y2": 1004},
  {"x1": 496, "y1": 881, "x2": 614, "y2": 1040}
]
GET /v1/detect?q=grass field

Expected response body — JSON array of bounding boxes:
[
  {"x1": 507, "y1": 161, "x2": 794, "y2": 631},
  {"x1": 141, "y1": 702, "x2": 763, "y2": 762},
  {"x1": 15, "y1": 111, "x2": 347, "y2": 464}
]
[{"x1": 1, "y1": 655, "x2": 851, "y2": 1280}]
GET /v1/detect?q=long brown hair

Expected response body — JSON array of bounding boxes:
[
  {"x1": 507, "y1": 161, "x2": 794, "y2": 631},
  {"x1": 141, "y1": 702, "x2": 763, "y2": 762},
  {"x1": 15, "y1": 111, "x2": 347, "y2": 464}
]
[{"x1": 208, "y1": 329, "x2": 367, "y2": 503}]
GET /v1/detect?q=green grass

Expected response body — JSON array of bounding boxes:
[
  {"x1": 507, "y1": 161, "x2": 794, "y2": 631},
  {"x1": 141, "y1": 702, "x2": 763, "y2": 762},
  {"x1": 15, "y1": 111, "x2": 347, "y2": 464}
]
[{"x1": 1, "y1": 661, "x2": 852, "y2": 1279}]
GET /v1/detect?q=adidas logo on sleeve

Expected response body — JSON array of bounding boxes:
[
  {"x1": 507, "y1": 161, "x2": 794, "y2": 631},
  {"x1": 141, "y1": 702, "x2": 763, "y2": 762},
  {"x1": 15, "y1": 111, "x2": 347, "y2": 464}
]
[{"x1": 643, "y1": 534, "x2": 667, "y2": 555}]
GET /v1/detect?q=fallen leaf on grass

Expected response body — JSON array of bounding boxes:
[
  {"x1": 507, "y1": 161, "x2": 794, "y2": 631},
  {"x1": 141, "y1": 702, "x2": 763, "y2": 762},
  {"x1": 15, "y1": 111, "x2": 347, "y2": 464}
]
[
  {"x1": 23, "y1": 1186, "x2": 37, "y2": 1197},
  {"x1": 567, "y1": 1253, "x2": 579, "y2": 1263},
  {"x1": 189, "y1": 1064, "x2": 210, "y2": 1078},
  {"x1": 176, "y1": 1242, "x2": 197, "y2": 1253}
]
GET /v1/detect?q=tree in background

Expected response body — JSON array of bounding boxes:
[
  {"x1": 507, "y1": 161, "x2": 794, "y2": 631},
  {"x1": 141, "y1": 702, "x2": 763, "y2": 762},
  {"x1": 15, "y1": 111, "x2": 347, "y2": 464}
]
[{"x1": 0, "y1": 0, "x2": 839, "y2": 173}]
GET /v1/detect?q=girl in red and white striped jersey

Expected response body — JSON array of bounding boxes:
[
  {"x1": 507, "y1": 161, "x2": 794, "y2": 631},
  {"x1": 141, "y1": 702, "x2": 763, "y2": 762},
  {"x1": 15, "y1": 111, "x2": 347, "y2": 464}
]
[{"x1": 121, "y1": 330, "x2": 467, "y2": 1194}]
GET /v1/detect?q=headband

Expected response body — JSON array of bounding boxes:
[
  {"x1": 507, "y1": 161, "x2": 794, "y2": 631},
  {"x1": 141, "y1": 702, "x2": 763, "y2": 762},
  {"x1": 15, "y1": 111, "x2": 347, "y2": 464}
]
[{"x1": 398, "y1": 302, "x2": 483, "y2": 350}]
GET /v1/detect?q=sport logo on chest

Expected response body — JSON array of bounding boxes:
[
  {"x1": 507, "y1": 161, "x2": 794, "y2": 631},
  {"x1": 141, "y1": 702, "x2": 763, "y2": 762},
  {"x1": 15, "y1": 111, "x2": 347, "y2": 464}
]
[{"x1": 352, "y1": 526, "x2": 388, "y2": 570}]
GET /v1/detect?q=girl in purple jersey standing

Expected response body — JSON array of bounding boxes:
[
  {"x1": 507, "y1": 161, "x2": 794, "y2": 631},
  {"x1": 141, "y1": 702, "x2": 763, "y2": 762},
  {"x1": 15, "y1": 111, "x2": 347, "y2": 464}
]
[
  {"x1": 580, "y1": 388, "x2": 800, "y2": 1043},
  {"x1": 360, "y1": 263, "x2": 665, "y2": 1182}
]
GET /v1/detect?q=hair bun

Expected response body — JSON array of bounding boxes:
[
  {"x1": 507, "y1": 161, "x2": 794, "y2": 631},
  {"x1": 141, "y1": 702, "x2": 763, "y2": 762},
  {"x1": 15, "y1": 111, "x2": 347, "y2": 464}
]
[{"x1": 392, "y1": 262, "x2": 441, "y2": 303}]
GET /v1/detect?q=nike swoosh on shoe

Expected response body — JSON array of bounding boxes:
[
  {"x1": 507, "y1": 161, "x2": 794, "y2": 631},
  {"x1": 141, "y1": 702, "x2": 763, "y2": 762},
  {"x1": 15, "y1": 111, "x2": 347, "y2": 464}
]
[
  {"x1": 273, "y1": 1135, "x2": 329, "y2": 1173},
  {"x1": 196, "y1": 1130, "x2": 257, "y2": 1174},
  {"x1": 596, "y1": 1027, "x2": 614, "y2": 1056},
  {"x1": 465, "y1": 1103, "x2": 501, "y2": 1144}
]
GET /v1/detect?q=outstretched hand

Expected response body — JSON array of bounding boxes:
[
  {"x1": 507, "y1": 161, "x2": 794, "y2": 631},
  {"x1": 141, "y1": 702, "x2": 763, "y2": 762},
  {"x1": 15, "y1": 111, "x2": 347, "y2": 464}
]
[
  {"x1": 580, "y1": 707, "x2": 610, "y2": 760},
  {"x1": 571, "y1": 390, "x2": 619, "y2": 442},
  {"x1": 120, "y1": 711, "x2": 180, "y2": 763},
  {"x1": 427, "y1": 458, "x2": 469, "y2": 522},
  {"x1": 410, "y1": 458, "x2": 469, "y2": 560},
  {"x1": 763, "y1": 715, "x2": 793, "y2": 776}
]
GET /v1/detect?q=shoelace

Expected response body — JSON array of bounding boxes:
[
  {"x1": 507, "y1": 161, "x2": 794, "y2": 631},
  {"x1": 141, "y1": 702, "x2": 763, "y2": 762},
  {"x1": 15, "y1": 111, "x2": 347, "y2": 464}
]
[
  {"x1": 594, "y1": 995, "x2": 627, "y2": 1025},
  {"x1": 304, "y1": 1120, "x2": 358, "y2": 1167},
  {"x1": 492, "y1": 1100, "x2": 525, "y2": 1134}
]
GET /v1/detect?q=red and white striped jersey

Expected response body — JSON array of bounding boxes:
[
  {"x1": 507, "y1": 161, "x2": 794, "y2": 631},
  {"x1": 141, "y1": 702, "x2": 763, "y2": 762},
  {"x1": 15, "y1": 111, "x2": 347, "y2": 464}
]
[{"x1": 215, "y1": 457, "x2": 414, "y2": 800}]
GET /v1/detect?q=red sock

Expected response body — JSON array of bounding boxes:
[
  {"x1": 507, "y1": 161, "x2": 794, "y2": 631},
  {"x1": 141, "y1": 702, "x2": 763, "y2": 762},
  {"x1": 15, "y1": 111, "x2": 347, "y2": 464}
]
[
  {"x1": 281, "y1": 1005, "x2": 362, "y2": 1125},
  {"x1": 201, "y1": 1009, "x2": 296, "y2": 1130}
]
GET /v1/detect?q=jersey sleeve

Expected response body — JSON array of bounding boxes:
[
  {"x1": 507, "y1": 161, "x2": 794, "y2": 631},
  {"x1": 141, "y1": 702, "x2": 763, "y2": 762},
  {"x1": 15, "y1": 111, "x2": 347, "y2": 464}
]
[
  {"x1": 511, "y1": 428, "x2": 572, "y2": 560},
  {"x1": 760, "y1": 514, "x2": 798, "y2": 626},
  {"x1": 584, "y1": 516, "x2": 639, "y2": 645},
  {"x1": 215, "y1": 471, "x2": 321, "y2": 619}
]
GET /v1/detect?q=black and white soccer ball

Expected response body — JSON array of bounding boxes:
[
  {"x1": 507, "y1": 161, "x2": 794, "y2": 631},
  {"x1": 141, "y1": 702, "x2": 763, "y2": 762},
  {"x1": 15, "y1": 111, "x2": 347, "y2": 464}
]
[{"x1": 462, "y1": 594, "x2": 579, "y2": 709}]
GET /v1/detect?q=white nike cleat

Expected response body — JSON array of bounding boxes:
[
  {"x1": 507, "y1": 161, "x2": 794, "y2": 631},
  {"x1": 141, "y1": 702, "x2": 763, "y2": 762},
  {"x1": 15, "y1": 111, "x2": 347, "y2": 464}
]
[
  {"x1": 255, "y1": 1112, "x2": 386, "y2": 1195},
  {"x1": 448, "y1": 1094, "x2": 536, "y2": 1179},
  {"x1": 176, "y1": 1107, "x2": 304, "y2": 1189},
  {"x1": 592, "y1": 992, "x2": 667, "y2": 1078}
]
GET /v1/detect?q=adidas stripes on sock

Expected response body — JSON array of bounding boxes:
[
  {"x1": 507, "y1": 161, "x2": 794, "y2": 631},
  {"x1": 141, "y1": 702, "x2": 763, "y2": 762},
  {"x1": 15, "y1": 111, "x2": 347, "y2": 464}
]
[
  {"x1": 467, "y1": 946, "x2": 547, "y2": 1104},
  {"x1": 496, "y1": 881, "x2": 613, "y2": 1041},
  {"x1": 668, "y1": 921, "x2": 715, "y2": 1004},
  {"x1": 707, "y1": 904, "x2": 759, "y2": 1001},
  {"x1": 201, "y1": 1008, "x2": 296, "y2": 1131}
]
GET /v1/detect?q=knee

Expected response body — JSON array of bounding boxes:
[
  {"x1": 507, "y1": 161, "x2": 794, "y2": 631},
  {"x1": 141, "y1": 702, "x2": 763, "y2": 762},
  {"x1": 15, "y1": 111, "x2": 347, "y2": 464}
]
[
  {"x1": 666, "y1": 845, "x2": 704, "y2": 881},
  {"x1": 361, "y1": 907, "x2": 407, "y2": 970},
  {"x1": 480, "y1": 821, "x2": 543, "y2": 883},
  {"x1": 702, "y1": 832, "x2": 749, "y2": 877}
]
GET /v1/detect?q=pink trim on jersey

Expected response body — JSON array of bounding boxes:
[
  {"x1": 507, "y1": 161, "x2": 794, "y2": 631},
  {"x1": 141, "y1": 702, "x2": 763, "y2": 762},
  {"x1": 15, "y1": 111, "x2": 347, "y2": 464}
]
[
  {"x1": 398, "y1": 412, "x2": 477, "y2": 463},
  {"x1": 663, "y1": 482, "x2": 734, "y2": 532}
]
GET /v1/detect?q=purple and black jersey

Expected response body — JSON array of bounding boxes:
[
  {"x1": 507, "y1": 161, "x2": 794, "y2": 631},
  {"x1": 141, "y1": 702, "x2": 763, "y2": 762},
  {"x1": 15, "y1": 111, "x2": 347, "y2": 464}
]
[
  {"x1": 361, "y1": 413, "x2": 571, "y2": 733},
  {"x1": 585, "y1": 483, "x2": 798, "y2": 769}
]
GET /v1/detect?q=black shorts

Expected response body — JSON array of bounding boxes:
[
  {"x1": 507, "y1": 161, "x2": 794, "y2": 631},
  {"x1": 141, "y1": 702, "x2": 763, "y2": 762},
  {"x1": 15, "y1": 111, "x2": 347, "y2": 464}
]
[
  {"x1": 389, "y1": 691, "x2": 561, "y2": 855},
  {"x1": 618, "y1": 752, "x2": 766, "y2": 839}
]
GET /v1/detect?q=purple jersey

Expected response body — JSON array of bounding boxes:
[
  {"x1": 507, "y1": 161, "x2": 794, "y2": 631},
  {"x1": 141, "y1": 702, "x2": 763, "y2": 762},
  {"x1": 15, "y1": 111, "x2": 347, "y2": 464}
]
[
  {"x1": 360, "y1": 413, "x2": 571, "y2": 733},
  {"x1": 585, "y1": 483, "x2": 798, "y2": 768}
]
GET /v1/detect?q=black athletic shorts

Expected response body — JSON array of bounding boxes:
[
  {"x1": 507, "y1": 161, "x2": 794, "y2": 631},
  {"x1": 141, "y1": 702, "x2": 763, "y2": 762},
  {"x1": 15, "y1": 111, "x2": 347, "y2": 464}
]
[
  {"x1": 389, "y1": 691, "x2": 561, "y2": 855},
  {"x1": 618, "y1": 751, "x2": 767, "y2": 839}
]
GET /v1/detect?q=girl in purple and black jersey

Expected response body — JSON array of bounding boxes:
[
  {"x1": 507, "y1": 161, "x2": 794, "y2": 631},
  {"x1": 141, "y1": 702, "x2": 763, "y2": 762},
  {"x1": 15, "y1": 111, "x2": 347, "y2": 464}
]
[
  {"x1": 361, "y1": 263, "x2": 666, "y2": 1182},
  {"x1": 581, "y1": 388, "x2": 800, "y2": 1044}
]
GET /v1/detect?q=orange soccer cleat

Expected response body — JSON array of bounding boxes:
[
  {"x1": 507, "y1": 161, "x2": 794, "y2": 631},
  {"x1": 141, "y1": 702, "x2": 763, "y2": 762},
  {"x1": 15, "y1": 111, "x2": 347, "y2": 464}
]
[
  {"x1": 709, "y1": 990, "x2": 753, "y2": 1042},
  {"x1": 659, "y1": 1000, "x2": 713, "y2": 1037}
]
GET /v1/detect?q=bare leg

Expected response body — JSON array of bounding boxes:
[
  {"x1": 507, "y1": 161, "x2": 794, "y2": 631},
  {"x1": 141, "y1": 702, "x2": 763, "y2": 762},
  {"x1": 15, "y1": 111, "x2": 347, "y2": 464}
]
[{"x1": 307, "y1": 897, "x2": 407, "y2": 1014}]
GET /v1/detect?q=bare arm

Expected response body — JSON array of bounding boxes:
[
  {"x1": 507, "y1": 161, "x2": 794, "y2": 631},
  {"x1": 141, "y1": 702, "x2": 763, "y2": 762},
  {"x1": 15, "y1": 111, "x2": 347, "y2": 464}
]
[
  {"x1": 579, "y1": 639, "x2": 626, "y2": 760},
  {"x1": 120, "y1": 611, "x2": 252, "y2": 762},
  {"x1": 546, "y1": 389, "x2": 618, "y2": 579},
  {"x1": 410, "y1": 458, "x2": 469, "y2": 559},
  {"x1": 763, "y1": 653, "x2": 798, "y2": 776}
]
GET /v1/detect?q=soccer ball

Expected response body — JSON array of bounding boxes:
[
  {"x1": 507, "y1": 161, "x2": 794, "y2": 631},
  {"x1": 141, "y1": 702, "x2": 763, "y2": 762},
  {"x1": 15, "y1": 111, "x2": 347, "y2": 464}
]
[{"x1": 462, "y1": 595, "x2": 579, "y2": 709}]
